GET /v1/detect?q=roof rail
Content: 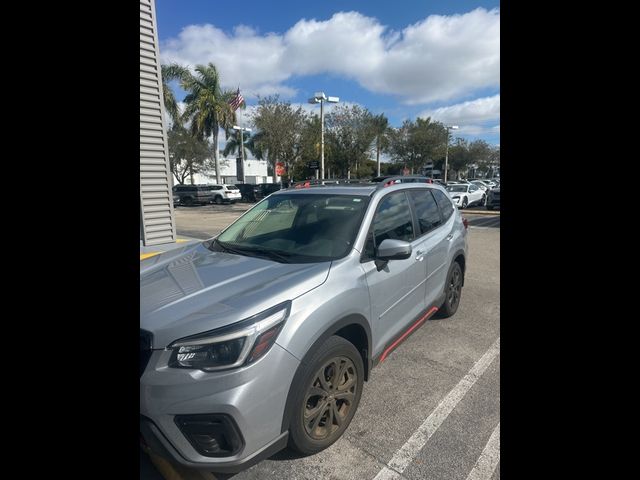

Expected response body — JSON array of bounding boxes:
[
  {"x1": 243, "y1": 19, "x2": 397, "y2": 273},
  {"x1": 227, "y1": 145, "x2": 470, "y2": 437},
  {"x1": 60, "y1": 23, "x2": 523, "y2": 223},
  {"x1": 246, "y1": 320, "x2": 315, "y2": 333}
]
[
  {"x1": 287, "y1": 178, "x2": 373, "y2": 189},
  {"x1": 374, "y1": 176, "x2": 435, "y2": 190}
]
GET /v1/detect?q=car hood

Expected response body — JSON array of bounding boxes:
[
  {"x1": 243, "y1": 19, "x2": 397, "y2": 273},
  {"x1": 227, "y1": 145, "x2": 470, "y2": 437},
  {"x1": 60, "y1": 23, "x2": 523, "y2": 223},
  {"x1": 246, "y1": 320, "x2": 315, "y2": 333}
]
[{"x1": 140, "y1": 242, "x2": 331, "y2": 348}]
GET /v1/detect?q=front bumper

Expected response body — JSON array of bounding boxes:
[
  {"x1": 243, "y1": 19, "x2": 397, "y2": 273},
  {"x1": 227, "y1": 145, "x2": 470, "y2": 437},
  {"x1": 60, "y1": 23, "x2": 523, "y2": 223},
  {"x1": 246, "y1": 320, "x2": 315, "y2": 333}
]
[{"x1": 140, "y1": 342, "x2": 300, "y2": 471}]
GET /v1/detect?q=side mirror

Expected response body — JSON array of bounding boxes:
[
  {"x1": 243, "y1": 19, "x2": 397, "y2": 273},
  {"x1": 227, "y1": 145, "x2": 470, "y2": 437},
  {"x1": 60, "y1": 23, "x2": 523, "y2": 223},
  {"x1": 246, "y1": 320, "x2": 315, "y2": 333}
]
[{"x1": 377, "y1": 239, "x2": 412, "y2": 261}]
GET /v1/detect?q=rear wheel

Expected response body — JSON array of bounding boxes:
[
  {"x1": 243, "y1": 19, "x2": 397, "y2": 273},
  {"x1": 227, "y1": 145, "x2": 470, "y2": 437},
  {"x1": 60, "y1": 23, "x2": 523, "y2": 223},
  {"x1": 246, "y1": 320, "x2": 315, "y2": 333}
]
[
  {"x1": 288, "y1": 336, "x2": 363, "y2": 455},
  {"x1": 182, "y1": 196, "x2": 193, "y2": 206},
  {"x1": 440, "y1": 261, "x2": 463, "y2": 318},
  {"x1": 214, "y1": 195, "x2": 223, "y2": 205}
]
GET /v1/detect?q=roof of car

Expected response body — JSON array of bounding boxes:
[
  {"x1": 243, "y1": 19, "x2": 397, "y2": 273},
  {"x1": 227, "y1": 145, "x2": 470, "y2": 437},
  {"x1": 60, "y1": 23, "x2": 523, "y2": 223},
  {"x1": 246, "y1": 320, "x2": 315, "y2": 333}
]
[{"x1": 277, "y1": 178, "x2": 443, "y2": 197}]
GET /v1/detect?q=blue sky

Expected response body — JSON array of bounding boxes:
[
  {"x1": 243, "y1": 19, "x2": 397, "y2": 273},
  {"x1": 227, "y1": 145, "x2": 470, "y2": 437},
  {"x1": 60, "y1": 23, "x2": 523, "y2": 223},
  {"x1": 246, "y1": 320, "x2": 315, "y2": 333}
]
[{"x1": 156, "y1": 0, "x2": 500, "y2": 145}]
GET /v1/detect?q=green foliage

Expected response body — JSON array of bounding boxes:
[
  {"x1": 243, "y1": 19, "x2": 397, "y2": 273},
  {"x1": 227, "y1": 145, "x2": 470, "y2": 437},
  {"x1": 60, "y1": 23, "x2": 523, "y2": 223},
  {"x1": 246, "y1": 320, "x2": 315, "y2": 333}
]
[
  {"x1": 250, "y1": 95, "x2": 307, "y2": 182},
  {"x1": 387, "y1": 117, "x2": 448, "y2": 174},
  {"x1": 325, "y1": 104, "x2": 376, "y2": 178},
  {"x1": 167, "y1": 126, "x2": 212, "y2": 184}
]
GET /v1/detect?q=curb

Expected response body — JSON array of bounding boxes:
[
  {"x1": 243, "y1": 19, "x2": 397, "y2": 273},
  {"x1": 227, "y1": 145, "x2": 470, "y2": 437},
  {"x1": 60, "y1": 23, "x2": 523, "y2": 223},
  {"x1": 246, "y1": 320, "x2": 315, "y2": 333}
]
[{"x1": 460, "y1": 209, "x2": 500, "y2": 216}]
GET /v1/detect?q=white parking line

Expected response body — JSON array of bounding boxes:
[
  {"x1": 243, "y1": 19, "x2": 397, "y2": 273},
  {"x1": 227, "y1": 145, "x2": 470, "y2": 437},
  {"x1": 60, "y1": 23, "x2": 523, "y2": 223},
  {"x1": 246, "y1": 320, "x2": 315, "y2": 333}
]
[
  {"x1": 466, "y1": 422, "x2": 500, "y2": 480},
  {"x1": 373, "y1": 337, "x2": 500, "y2": 480}
]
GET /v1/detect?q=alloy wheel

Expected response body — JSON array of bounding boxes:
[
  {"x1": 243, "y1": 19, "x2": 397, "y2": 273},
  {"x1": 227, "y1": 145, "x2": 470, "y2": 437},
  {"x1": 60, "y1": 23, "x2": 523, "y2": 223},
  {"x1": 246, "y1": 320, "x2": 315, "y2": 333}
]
[
  {"x1": 302, "y1": 356, "x2": 357, "y2": 441},
  {"x1": 447, "y1": 265, "x2": 462, "y2": 311}
]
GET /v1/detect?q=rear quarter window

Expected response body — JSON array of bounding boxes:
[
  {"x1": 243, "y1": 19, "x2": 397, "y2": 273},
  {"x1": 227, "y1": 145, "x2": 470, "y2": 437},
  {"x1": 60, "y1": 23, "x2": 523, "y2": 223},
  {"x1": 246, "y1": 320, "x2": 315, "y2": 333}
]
[{"x1": 432, "y1": 189, "x2": 455, "y2": 221}]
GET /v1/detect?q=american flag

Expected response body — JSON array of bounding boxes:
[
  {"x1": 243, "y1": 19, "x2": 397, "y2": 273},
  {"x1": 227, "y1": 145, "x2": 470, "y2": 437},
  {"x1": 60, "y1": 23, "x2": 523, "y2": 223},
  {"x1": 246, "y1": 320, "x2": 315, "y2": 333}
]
[{"x1": 228, "y1": 88, "x2": 244, "y2": 111}]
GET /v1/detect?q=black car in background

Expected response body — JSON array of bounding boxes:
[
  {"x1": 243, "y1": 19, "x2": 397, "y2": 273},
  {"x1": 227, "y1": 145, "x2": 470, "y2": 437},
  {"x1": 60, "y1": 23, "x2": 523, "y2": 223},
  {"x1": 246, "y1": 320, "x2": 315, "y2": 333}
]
[
  {"x1": 172, "y1": 185, "x2": 215, "y2": 205},
  {"x1": 234, "y1": 183, "x2": 284, "y2": 202},
  {"x1": 486, "y1": 187, "x2": 500, "y2": 210}
]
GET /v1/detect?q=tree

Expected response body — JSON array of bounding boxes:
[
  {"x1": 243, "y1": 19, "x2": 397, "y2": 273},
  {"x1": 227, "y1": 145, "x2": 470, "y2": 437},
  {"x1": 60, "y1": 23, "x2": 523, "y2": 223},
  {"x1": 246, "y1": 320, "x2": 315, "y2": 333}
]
[
  {"x1": 387, "y1": 117, "x2": 448, "y2": 175},
  {"x1": 468, "y1": 140, "x2": 493, "y2": 177},
  {"x1": 250, "y1": 96, "x2": 307, "y2": 182},
  {"x1": 167, "y1": 126, "x2": 212, "y2": 185},
  {"x1": 160, "y1": 64, "x2": 189, "y2": 126},
  {"x1": 447, "y1": 138, "x2": 472, "y2": 180},
  {"x1": 179, "y1": 63, "x2": 241, "y2": 184},
  {"x1": 369, "y1": 114, "x2": 391, "y2": 176},
  {"x1": 223, "y1": 129, "x2": 255, "y2": 160},
  {"x1": 325, "y1": 104, "x2": 376, "y2": 178}
]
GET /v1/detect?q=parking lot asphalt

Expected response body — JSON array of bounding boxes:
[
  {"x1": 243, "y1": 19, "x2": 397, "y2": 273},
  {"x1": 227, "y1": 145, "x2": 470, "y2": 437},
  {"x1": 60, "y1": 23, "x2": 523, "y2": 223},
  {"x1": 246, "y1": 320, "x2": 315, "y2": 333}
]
[{"x1": 142, "y1": 203, "x2": 500, "y2": 480}]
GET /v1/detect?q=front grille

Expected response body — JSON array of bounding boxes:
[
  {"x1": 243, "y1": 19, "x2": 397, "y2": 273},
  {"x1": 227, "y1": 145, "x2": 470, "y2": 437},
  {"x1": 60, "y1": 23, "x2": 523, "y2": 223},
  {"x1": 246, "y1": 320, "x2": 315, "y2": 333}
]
[{"x1": 140, "y1": 329, "x2": 153, "y2": 378}]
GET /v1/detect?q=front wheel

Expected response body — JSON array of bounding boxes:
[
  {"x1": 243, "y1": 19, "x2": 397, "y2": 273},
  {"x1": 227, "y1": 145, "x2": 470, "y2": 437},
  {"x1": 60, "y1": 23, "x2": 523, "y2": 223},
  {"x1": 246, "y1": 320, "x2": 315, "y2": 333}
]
[
  {"x1": 461, "y1": 197, "x2": 469, "y2": 209},
  {"x1": 481, "y1": 194, "x2": 487, "y2": 206},
  {"x1": 288, "y1": 336, "x2": 364, "y2": 455}
]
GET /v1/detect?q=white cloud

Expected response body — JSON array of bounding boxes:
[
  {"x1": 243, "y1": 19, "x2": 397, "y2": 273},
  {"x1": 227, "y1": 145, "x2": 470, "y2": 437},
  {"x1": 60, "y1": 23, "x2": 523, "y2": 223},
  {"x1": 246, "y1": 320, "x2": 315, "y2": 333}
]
[
  {"x1": 160, "y1": 8, "x2": 499, "y2": 104},
  {"x1": 418, "y1": 94, "x2": 500, "y2": 125}
]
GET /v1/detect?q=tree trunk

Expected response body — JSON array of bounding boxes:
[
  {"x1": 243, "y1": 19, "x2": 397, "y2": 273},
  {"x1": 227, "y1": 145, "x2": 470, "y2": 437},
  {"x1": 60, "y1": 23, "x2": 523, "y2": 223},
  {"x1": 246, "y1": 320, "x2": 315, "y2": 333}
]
[
  {"x1": 189, "y1": 162, "x2": 194, "y2": 185},
  {"x1": 376, "y1": 139, "x2": 381, "y2": 177},
  {"x1": 213, "y1": 129, "x2": 221, "y2": 184}
]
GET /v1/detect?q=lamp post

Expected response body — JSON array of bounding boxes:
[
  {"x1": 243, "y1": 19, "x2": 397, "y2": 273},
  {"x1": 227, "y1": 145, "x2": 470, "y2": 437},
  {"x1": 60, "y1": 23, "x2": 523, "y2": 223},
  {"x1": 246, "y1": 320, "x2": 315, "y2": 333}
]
[
  {"x1": 232, "y1": 125, "x2": 251, "y2": 183},
  {"x1": 444, "y1": 125, "x2": 459, "y2": 183},
  {"x1": 309, "y1": 92, "x2": 339, "y2": 181}
]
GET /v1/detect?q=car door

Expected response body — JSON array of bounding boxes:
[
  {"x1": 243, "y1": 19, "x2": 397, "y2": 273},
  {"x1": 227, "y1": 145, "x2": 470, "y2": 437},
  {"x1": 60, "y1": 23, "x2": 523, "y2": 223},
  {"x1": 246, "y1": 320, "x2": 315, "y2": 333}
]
[
  {"x1": 407, "y1": 189, "x2": 450, "y2": 308},
  {"x1": 361, "y1": 191, "x2": 427, "y2": 356}
]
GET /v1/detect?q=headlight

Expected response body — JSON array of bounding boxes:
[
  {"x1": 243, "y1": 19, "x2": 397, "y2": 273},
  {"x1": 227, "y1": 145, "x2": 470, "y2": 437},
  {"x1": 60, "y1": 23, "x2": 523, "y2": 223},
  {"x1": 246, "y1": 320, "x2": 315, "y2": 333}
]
[{"x1": 168, "y1": 301, "x2": 291, "y2": 371}]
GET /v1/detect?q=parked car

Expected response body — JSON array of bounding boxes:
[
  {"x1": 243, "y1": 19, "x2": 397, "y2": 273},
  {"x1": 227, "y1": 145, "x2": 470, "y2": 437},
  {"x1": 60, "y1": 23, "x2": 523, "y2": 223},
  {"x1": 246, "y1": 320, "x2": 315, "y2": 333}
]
[
  {"x1": 235, "y1": 184, "x2": 258, "y2": 203},
  {"x1": 446, "y1": 183, "x2": 486, "y2": 208},
  {"x1": 469, "y1": 180, "x2": 490, "y2": 193},
  {"x1": 203, "y1": 184, "x2": 242, "y2": 204},
  {"x1": 255, "y1": 183, "x2": 283, "y2": 200},
  {"x1": 486, "y1": 187, "x2": 500, "y2": 210},
  {"x1": 140, "y1": 181, "x2": 468, "y2": 473},
  {"x1": 172, "y1": 184, "x2": 215, "y2": 205}
]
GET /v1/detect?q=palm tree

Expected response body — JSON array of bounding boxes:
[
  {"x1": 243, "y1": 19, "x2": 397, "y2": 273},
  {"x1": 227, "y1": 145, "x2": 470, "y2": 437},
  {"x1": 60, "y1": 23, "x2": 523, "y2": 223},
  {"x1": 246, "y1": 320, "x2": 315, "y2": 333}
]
[
  {"x1": 179, "y1": 63, "x2": 241, "y2": 184},
  {"x1": 370, "y1": 114, "x2": 390, "y2": 177},
  {"x1": 160, "y1": 64, "x2": 189, "y2": 127},
  {"x1": 223, "y1": 129, "x2": 254, "y2": 159}
]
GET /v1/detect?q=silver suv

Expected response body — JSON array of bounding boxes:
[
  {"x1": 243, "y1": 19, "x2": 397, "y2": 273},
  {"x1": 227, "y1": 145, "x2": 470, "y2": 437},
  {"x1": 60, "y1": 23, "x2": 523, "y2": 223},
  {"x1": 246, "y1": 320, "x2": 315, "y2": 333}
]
[{"x1": 140, "y1": 180, "x2": 468, "y2": 473}]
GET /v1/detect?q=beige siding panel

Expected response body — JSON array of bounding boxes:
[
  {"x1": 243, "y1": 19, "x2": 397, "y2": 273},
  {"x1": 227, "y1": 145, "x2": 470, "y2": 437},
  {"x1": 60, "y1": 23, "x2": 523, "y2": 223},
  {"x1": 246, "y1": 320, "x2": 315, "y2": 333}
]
[{"x1": 140, "y1": 0, "x2": 175, "y2": 246}]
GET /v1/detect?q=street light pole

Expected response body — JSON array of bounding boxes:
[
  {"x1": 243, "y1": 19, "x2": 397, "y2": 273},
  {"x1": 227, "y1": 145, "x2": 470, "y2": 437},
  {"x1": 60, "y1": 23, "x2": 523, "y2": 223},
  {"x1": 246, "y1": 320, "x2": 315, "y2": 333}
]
[
  {"x1": 444, "y1": 125, "x2": 459, "y2": 183},
  {"x1": 309, "y1": 92, "x2": 339, "y2": 182},
  {"x1": 232, "y1": 125, "x2": 251, "y2": 183}
]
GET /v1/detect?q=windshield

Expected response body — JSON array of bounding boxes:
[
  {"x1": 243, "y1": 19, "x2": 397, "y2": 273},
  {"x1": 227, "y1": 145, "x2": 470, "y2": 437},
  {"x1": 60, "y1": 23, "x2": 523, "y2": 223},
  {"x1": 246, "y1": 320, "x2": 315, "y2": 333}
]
[
  {"x1": 212, "y1": 193, "x2": 370, "y2": 263},
  {"x1": 446, "y1": 185, "x2": 468, "y2": 192}
]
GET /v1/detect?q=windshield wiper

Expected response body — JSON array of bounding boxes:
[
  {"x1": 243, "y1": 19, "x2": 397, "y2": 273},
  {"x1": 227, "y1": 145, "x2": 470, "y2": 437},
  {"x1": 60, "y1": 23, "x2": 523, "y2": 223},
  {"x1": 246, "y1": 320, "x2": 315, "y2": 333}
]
[{"x1": 212, "y1": 240, "x2": 292, "y2": 263}]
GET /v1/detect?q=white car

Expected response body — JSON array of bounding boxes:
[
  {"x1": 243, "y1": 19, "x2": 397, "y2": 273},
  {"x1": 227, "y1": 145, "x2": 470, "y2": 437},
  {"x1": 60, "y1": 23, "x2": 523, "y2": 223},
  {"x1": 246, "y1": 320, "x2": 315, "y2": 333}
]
[
  {"x1": 446, "y1": 183, "x2": 486, "y2": 209},
  {"x1": 208, "y1": 184, "x2": 242, "y2": 204}
]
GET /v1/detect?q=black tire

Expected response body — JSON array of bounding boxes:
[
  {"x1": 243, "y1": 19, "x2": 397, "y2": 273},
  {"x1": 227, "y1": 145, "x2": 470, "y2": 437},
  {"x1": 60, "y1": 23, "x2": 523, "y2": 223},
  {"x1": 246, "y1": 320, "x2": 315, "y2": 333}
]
[
  {"x1": 288, "y1": 336, "x2": 364, "y2": 455},
  {"x1": 486, "y1": 205, "x2": 494, "y2": 210},
  {"x1": 182, "y1": 196, "x2": 193, "y2": 206},
  {"x1": 440, "y1": 261, "x2": 463, "y2": 318},
  {"x1": 214, "y1": 195, "x2": 223, "y2": 205},
  {"x1": 481, "y1": 194, "x2": 487, "y2": 206},
  {"x1": 461, "y1": 197, "x2": 468, "y2": 209}
]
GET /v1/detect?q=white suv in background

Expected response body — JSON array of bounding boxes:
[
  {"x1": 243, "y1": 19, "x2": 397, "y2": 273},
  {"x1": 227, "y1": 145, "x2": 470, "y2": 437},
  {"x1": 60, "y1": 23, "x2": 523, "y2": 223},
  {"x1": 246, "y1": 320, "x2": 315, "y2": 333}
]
[{"x1": 209, "y1": 184, "x2": 242, "y2": 204}]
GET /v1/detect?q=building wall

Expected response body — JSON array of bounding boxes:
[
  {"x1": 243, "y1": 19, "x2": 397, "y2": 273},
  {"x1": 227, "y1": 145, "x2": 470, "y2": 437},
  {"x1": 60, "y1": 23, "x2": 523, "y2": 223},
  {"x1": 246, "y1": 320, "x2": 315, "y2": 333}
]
[
  {"x1": 139, "y1": 0, "x2": 176, "y2": 246},
  {"x1": 176, "y1": 156, "x2": 272, "y2": 185}
]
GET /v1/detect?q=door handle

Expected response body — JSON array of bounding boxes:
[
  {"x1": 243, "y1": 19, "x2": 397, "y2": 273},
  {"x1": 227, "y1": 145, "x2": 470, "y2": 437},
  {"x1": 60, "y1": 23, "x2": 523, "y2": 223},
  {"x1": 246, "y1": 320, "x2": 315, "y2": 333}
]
[
  {"x1": 415, "y1": 250, "x2": 425, "y2": 261},
  {"x1": 446, "y1": 234, "x2": 454, "y2": 241}
]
